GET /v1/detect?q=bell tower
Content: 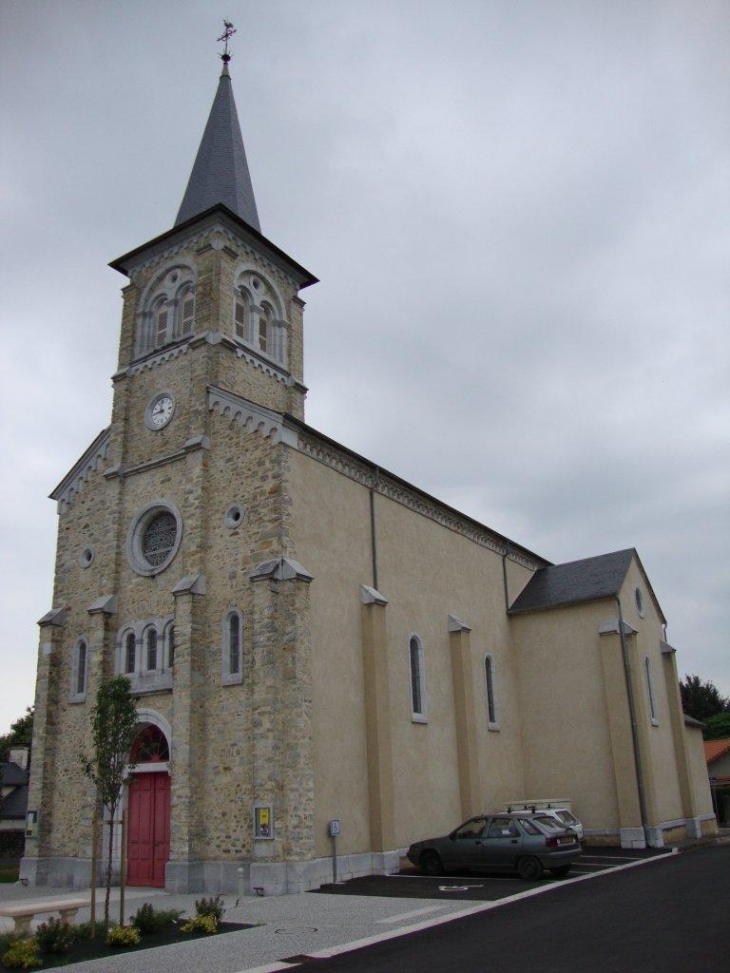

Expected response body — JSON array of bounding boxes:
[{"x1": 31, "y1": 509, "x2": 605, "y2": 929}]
[{"x1": 107, "y1": 26, "x2": 317, "y2": 473}]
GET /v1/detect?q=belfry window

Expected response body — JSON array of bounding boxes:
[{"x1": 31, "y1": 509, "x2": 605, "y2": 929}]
[
  {"x1": 231, "y1": 272, "x2": 287, "y2": 367},
  {"x1": 135, "y1": 265, "x2": 196, "y2": 358}
]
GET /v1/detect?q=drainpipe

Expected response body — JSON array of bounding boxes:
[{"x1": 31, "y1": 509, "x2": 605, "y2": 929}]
[
  {"x1": 369, "y1": 467, "x2": 379, "y2": 591},
  {"x1": 501, "y1": 542, "x2": 511, "y2": 611},
  {"x1": 615, "y1": 595, "x2": 650, "y2": 845}
]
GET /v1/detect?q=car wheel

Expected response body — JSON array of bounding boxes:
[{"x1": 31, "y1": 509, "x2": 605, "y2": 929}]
[
  {"x1": 420, "y1": 851, "x2": 444, "y2": 876},
  {"x1": 550, "y1": 865, "x2": 571, "y2": 878},
  {"x1": 517, "y1": 856, "x2": 543, "y2": 881}
]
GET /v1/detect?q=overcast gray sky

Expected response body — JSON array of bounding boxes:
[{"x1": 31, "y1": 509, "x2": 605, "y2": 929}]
[{"x1": 1, "y1": 0, "x2": 728, "y2": 734}]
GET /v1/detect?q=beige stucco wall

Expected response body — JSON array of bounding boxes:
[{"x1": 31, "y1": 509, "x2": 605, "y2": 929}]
[{"x1": 287, "y1": 446, "x2": 536, "y2": 857}]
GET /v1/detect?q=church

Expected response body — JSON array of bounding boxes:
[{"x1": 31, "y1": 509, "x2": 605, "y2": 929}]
[{"x1": 22, "y1": 43, "x2": 715, "y2": 895}]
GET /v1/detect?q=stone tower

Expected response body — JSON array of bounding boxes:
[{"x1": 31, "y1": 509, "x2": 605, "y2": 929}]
[{"x1": 23, "y1": 50, "x2": 319, "y2": 892}]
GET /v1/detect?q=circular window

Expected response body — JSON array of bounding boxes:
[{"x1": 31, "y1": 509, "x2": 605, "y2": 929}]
[
  {"x1": 224, "y1": 504, "x2": 245, "y2": 529},
  {"x1": 79, "y1": 547, "x2": 95, "y2": 568},
  {"x1": 635, "y1": 587, "x2": 645, "y2": 617},
  {"x1": 127, "y1": 502, "x2": 182, "y2": 576}
]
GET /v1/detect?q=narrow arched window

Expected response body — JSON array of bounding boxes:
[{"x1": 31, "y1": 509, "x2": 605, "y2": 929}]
[
  {"x1": 125, "y1": 632, "x2": 136, "y2": 675},
  {"x1": 178, "y1": 285, "x2": 195, "y2": 337},
  {"x1": 485, "y1": 654, "x2": 499, "y2": 729},
  {"x1": 72, "y1": 639, "x2": 88, "y2": 701},
  {"x1": 645, "y1": 656, "x2": 658, "y2": 724},
  {"x1": 229, "y1": 613, "x2": 241, "y2": 675},
  {"x1": 409, "y1": 636, "x2": 427, "y2": 721},
  {"x1": 145, "y1": 628, "x2": 158, "y2": 671},
  {"x1": 222, "y1": 609, "x2": 244, "y2": 685}
]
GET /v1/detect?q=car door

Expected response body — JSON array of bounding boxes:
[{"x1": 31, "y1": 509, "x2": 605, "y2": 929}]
[
  {"x1": 446, "y1": 817, "x2": 490, "y2": 870},
  {"x1": 479, "y1": 816, "x2": 523, "y2": 870}
]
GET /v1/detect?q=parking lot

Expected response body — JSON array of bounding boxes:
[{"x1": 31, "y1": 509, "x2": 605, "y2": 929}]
[{"x1": 312, "y1": 847, "x2": 674, "y2": 902}]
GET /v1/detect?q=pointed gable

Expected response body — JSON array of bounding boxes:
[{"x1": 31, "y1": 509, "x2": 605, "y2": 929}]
[{"x1": 175, "y1": 64, "x2": 260, "y2": 230}]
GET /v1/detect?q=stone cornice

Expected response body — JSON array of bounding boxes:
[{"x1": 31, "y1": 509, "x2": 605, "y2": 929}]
[
  {"x1": 50, "y1": 428, "x2": 111, "y2": 512},
  {"x1": 208, "y1": 386, "x2": 298, "y2": 445},
  {"x1": 103, "y1": 436, "x2": 210, "y2": 482}
]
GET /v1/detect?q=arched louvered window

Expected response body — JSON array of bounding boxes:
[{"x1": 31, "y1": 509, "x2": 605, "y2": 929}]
[
  {"x1": 153, "y1": 297, "x2": 171, "y2": 347},
  {"x1": 178, "y1": 285, "x2": 195, "y2": 338},
  {"x1": 234, "y1": 287, "x2": 251, "y2": 342}
]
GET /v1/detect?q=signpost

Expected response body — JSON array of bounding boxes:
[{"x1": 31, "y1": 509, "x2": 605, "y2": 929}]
[{"x1": 329, "y1": 818, "x2": 341, "y2": 883}]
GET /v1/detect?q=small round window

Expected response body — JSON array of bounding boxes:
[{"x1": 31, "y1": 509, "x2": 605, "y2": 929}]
[
  {"x1": 127, "y1": 502, "x2": 182, "y2": 576},
  {"x1": 224, "y1": 504, "x2": 245, "y2": 529}
]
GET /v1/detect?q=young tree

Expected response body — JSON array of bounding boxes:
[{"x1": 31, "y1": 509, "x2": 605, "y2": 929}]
[
  {"x1": 679, "y1": 674, "x2": 730, "y2": 723},
  {"x1": 704, "y1": 711, "x2": 730, "y2": 741},
  {"x1": 83, "y1": 678, "x2": 138, "y2": 928}
]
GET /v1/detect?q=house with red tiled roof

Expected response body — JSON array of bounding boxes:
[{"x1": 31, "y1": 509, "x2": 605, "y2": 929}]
[{"x1": 705, "y1": 738, "x2": 730, "y2": 787}]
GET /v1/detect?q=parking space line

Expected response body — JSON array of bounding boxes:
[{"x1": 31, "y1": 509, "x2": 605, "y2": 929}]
[{"x1": 377, "y1": 905, "x2": 446, "y2": 924}]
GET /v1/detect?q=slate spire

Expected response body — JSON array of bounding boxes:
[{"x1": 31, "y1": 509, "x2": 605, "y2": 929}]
[{"x1": 175, "y1": 50, "x2": 261, "y2": 231}]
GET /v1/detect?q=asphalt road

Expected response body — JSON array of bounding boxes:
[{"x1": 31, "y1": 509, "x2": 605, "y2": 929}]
[{"x1": 297, "y1": 845, "x2": 730, "y2": 973}]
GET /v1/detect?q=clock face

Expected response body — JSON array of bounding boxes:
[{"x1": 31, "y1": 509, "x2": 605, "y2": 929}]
[{"x1": 147, "y1": 394, "x2": 174, "y2": 429}]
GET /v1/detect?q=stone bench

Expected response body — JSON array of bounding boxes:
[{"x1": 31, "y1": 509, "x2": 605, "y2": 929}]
[{"x1": 0, "y1": 898, "x2": 90, "y2": 937}]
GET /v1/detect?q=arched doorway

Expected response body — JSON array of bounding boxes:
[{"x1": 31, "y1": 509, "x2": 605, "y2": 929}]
[{"x1": 127, "y1": 725, "x2": 171, "y2": 887}]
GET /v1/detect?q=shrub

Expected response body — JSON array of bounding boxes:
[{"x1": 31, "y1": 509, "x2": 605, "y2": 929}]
[
  {"x1": 2, "y1": 938, "x2": 42, "y2": 969},
  {"x1": 0, "y1": 932, "x2": 17, "y2": 954},
  {"x1": 180, "y1": 914, "x2": 217, "y2": 935},
  {"x1": 106, "y1": 925, "x2": 141, "y2": 948},
  {"x1": 72, "y1": 921, "x2": 94, "y2": 941},
  {"x1": 130, "y1": 902, "x2": 184, "y2": 934},
  {"x1": 35, "y1": 916, "x2": 78, "y2": 953},
  {"x1": 195, "y1": 894, "x2": 226, "y2": 921}
]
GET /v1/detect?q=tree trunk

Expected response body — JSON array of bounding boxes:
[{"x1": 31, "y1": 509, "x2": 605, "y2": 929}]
[{"x1": 104, "y1": 817, "x2": 114, "y2": 929}]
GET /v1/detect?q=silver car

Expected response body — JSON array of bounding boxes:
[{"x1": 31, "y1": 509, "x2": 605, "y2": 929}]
[{"x1": 407, "y1": 812, "x2": 582, "y2": 881}]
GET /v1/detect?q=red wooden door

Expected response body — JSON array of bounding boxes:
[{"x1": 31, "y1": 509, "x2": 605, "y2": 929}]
[{"x1": 127, "y1": 773, "x2": 170, "y2": 887}]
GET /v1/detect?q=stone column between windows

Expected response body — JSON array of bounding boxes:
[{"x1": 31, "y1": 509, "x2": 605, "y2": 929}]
[
  {"x1": 360, "y1": 585, "x2": 395, "y2": 853},
  {"x1": 20, "y1": 610, "x2": 66, "y2": 885},
  {"x1": 660, "y1": 642, "x2": 701, "y2": 835},
  {"x1": 167, "y1": 576, "x2": 206, "y2": 891},
  {"x1": 250, "y1": 558, "x2": 316, "y2": 866},
  {"x1": 448, "y1": 616, "x2": 483, "y2": 819},
  {"x1": 599, "y1": 626, "x2": 644, "y2": 845}
]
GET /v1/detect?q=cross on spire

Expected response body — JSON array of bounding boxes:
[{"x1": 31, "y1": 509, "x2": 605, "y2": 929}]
[{"x1": 218, "y1": 20, "x2": 237, "y2": 64}]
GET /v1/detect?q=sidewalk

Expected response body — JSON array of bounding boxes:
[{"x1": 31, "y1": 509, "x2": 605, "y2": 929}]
[{"x1": 0, "y1": 882, "x2": 477, "y2": 973}]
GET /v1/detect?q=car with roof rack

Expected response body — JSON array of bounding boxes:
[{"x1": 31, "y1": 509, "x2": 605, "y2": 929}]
[
  {"x1": 406, "y1": 811, "x2": 582, "y2": 881},
  {"x1": 503, "y1": 800, "x2": 584, "y2": 841}
]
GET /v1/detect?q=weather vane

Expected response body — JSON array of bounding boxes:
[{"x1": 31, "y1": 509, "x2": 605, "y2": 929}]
[{"x1": 218, "y1": 20, "x2": 237, "y2": 63}]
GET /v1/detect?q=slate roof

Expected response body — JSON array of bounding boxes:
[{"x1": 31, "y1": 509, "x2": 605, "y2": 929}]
[
  {"x1": 1, "y1": 784, "x2": 28, "y2": 820},
  {"x1": 1, "y1": 762, "x2": 28, "y2": 787},
  {"x1": 175, "y1": 63, "x2": 260, "y2": 230},
  {"x1": 509, "y1": 549, "x2": 637, "y2": 615}
]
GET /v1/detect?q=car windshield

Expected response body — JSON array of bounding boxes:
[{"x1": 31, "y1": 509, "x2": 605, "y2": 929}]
[
  {"x1": 533, "y1": 815, "x2": 565, "y2": 833},
  {"x1": 556, "y1": 810, "x2": 579, "y2": 827}
]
